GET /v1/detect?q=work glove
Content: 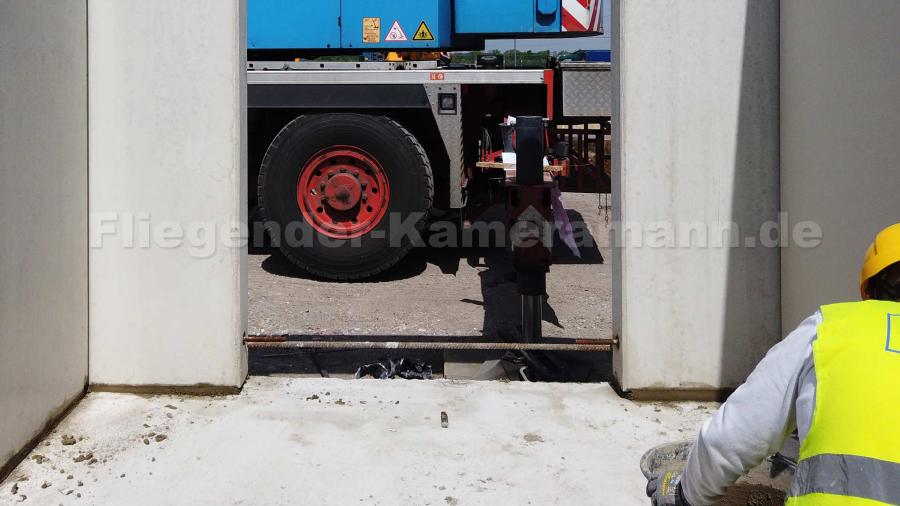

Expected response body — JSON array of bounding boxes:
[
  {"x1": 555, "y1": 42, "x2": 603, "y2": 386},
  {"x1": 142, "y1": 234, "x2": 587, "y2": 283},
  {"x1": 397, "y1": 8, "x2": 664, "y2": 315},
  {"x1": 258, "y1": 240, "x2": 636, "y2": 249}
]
[{"x1": 646, "y1": 463, "x2": 690, "y2": 506}]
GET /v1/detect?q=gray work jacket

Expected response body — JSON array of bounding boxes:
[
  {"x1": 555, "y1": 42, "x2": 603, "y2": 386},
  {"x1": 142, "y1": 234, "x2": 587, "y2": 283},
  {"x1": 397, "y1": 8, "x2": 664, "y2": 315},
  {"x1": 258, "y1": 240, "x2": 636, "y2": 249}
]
[{"x1": 681, "y1": 312, "x2": 820, "y2": 505}]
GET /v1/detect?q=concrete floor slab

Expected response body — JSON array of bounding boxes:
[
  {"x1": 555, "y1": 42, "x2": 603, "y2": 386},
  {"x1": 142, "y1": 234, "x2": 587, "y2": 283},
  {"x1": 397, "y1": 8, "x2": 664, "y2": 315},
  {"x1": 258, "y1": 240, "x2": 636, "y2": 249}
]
[{"x1": 0, "y1": 378, "x2": 716, "y2": 505}]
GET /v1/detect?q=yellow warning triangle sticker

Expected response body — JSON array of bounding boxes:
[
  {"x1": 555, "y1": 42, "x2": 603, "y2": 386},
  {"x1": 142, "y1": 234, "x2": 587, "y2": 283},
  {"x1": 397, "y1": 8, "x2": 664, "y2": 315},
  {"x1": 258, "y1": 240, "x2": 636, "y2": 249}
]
[{"x1": 413, "y1": 21, "x2": 434, "y2": 41}]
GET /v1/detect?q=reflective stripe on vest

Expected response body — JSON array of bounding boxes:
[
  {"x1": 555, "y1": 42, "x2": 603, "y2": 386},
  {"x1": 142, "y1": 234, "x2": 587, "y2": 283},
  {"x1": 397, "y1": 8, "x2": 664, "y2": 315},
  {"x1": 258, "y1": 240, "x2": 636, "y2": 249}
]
[
  {"x1": 786, "y1": 300, "x2": 900, "y2": 505},
  {"x1": 789, "y1": 454, "x2": 900, "y2": 504}
]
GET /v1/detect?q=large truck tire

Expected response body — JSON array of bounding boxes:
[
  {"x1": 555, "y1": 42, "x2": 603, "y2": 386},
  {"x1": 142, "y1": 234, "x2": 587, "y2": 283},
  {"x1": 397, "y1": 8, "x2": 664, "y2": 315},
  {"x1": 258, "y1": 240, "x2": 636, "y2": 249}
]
[{"x1": 258, "y1": 113, "x2": 434, "y2": 280}]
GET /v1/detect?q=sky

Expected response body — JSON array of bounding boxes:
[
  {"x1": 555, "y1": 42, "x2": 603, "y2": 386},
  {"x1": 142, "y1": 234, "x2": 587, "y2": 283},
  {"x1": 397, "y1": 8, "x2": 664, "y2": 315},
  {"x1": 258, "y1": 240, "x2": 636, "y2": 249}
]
[{"x1": 485, "y1": 0, "x2": 611, "y2": 52}]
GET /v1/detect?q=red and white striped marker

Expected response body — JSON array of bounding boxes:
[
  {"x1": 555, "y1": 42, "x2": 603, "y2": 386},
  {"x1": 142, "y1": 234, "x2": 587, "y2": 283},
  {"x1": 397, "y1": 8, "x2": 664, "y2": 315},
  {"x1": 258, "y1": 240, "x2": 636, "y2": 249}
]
[{"x1": 562, "y1": 0, "x2": 602, "y2": 32}]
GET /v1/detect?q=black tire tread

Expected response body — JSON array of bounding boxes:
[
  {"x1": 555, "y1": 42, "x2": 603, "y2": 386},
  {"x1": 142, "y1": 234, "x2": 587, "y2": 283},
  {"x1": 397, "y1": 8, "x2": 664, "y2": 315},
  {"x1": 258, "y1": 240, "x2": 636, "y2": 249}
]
[{"x1": 257, "y1": 114, "x2": 434, "y2": 280}]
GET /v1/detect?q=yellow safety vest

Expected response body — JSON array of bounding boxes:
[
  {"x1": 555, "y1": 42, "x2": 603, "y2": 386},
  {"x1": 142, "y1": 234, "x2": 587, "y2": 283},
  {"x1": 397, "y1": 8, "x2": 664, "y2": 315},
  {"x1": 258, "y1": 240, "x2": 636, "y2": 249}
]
[{"x1": 786, "y1": 300, "x2": 900, "y2": 505}]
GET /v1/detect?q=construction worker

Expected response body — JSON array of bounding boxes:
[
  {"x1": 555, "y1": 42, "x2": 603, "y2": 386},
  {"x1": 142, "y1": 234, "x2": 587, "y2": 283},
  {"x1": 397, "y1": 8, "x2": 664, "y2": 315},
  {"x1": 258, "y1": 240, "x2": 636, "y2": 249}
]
[{"x1": 648, "y1": 223, "x2": 900, "y2": 505}]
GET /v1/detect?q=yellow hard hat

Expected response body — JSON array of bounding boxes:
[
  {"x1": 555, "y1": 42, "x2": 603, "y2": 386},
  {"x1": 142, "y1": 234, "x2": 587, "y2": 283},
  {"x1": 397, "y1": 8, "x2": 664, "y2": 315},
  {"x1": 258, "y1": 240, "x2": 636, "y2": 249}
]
[{"x1": 860, "y1": 223, "x2": 900, "y2": 299}]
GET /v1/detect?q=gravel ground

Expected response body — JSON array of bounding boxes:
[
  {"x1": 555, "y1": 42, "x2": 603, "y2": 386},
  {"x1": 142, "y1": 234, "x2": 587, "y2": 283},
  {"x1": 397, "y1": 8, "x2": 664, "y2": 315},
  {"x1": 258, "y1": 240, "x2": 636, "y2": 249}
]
[{"x1": 249, "y1": 192, "x2": 612, "y2": 341}]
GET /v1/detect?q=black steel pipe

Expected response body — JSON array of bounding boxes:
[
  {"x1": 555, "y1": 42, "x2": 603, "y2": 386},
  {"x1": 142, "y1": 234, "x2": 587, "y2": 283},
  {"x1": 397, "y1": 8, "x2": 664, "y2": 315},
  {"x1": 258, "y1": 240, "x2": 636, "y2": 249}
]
[{"x1": 521, "y1": 295, "x2": 543, "y2": 343}]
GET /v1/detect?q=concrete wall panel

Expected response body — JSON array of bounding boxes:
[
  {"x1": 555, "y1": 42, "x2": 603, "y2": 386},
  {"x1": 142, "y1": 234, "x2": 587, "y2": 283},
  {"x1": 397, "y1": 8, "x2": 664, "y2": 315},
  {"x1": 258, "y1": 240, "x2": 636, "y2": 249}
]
[
  {"x1": 613, "y1": 0, "x2": 781, "y2": 394},
  {"x1": 88, "y1": 0, "x2": 248, "y2": 387},
  {"x1": 0, "y1": 0, "x2": 89, "y2": 470},
  {"x1": 781, "y1": 0, "x2": 900, "y2": 330}
]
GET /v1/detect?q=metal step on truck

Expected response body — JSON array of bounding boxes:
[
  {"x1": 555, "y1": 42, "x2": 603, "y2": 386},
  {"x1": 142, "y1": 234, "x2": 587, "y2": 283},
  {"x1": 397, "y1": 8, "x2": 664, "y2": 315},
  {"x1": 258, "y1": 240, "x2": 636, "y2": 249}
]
[{"x1": 248, "y1": 0, "x2": 611, "y2": 279}]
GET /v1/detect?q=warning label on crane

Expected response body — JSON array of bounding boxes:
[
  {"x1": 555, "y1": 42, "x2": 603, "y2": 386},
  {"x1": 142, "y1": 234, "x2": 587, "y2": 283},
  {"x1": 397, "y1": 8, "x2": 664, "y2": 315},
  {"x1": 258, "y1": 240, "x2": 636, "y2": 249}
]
[
  {"x1": 413, "y1": 21, "x2": 434, "y2": 41},
  {"x1": 363, "y1": 17, "x2": 381, "y2": 44},
  {"x1": 384, "y1": 20, "x2": 408, "y2": 42}
]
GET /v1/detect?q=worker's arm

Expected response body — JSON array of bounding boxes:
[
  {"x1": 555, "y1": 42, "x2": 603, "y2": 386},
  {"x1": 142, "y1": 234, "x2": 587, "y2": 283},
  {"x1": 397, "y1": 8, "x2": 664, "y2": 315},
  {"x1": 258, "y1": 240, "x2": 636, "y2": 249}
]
[{"x1": 680, "y1": 312, "x2": 820, "y2": 506}]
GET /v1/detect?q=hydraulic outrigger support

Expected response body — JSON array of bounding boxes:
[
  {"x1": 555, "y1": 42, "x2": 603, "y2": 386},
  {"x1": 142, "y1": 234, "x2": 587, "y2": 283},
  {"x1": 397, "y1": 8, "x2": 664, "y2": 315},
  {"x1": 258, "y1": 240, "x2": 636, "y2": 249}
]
[{"x1": 507, "y1": 116, "x2": 570, "y2": 380}]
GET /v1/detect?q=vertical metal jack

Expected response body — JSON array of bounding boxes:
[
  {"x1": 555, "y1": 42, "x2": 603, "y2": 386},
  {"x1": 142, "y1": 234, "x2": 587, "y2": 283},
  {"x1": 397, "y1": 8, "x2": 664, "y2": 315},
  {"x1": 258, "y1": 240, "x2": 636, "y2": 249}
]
[{"x1": 507, "y1": 116, "x2": 565, "y2": 380}]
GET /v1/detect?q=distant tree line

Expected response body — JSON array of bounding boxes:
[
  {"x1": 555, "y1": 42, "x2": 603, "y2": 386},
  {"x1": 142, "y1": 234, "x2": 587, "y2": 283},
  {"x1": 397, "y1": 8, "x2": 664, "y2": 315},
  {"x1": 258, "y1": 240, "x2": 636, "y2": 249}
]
[
  {"x1": 305, "y1": 50, "x2": 554, "y2": 68},
  {"x1": 452, "y1": 50, "x2": 551, "y2": 68}
]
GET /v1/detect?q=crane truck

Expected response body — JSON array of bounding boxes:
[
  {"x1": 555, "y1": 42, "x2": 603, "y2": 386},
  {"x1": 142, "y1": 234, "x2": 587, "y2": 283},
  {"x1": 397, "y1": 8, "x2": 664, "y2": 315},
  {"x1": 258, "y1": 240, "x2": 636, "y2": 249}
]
[{"x1": 249, "y1": 0, "x2": 610, "y2": 279}]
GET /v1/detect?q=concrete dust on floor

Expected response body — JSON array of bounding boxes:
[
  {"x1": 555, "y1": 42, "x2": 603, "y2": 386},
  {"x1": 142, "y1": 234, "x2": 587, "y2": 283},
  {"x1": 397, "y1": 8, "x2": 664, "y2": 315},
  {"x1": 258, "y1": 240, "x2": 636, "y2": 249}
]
[
  {"x1": 249, "y1": 193, "x2": 612, "y2": 342},
  {"x1": 0, "y1": 377, "x2": 716, "y2": 505}
]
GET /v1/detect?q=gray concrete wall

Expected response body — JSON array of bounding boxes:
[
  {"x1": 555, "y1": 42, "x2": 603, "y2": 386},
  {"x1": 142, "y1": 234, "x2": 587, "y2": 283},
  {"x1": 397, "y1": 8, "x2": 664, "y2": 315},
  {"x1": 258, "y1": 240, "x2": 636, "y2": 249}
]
[
  {"x1": 0, "y1": 0, "x2": 89, "y2": 470},
  {"x1": 781, "y1": 0, "x2": 900, "y2": 331},
  {"x1": 88, "y1": 0, "x2": 248, "y2": 387},
  {"x1": 612, "y1": 0, "x2": 781, "y2": 396}
]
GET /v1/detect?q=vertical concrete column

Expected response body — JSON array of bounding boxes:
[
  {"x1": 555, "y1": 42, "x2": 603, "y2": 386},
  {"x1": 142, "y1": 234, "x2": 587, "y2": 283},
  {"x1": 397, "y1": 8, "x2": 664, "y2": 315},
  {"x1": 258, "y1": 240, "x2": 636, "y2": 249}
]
[
  {"x1": 612, "y1": 0, "x2": 781, "y2": 398},
  {"x1": 0, "y1": 0, "x2": 89, "y2": 472},
  {"x1": 781, "y1": 0, "x2": 900, "y2": 331},
  {"x1": 88, "y1": 0, "x2": 248, "y2": 388}
]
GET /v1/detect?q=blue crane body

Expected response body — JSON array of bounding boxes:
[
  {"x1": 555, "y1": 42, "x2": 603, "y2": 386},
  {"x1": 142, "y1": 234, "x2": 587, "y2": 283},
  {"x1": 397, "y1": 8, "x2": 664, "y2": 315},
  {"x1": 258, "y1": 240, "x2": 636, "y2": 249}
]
[
  {"x1": 247, "y1": 0, "x2": 609, "y2": 280},
  {"x1": 248, "y1": 0, "x2": 600, "y2": 51}
]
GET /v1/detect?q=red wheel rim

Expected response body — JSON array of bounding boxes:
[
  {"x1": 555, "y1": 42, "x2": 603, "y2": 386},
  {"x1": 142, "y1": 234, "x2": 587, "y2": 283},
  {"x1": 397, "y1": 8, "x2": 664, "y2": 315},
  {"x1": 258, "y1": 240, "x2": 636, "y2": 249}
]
[{"x1": 297, "y1": 146, "x2": 390, "y2": 239}]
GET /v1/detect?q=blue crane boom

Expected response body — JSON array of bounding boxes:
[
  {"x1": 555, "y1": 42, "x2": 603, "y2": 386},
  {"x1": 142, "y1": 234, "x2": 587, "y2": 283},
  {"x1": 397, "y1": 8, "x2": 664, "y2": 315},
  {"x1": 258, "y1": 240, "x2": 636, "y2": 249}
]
[{"x1": 248, "y1": 0, "x2": 602, "y2": 52}]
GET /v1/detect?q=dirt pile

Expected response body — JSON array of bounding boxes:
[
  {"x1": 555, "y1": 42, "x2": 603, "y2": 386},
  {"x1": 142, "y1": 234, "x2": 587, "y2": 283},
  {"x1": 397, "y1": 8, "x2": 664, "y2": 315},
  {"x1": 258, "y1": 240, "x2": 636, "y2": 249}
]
[{"x1": 715, "y1": 484, "x2": 785, "y2": 506}]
